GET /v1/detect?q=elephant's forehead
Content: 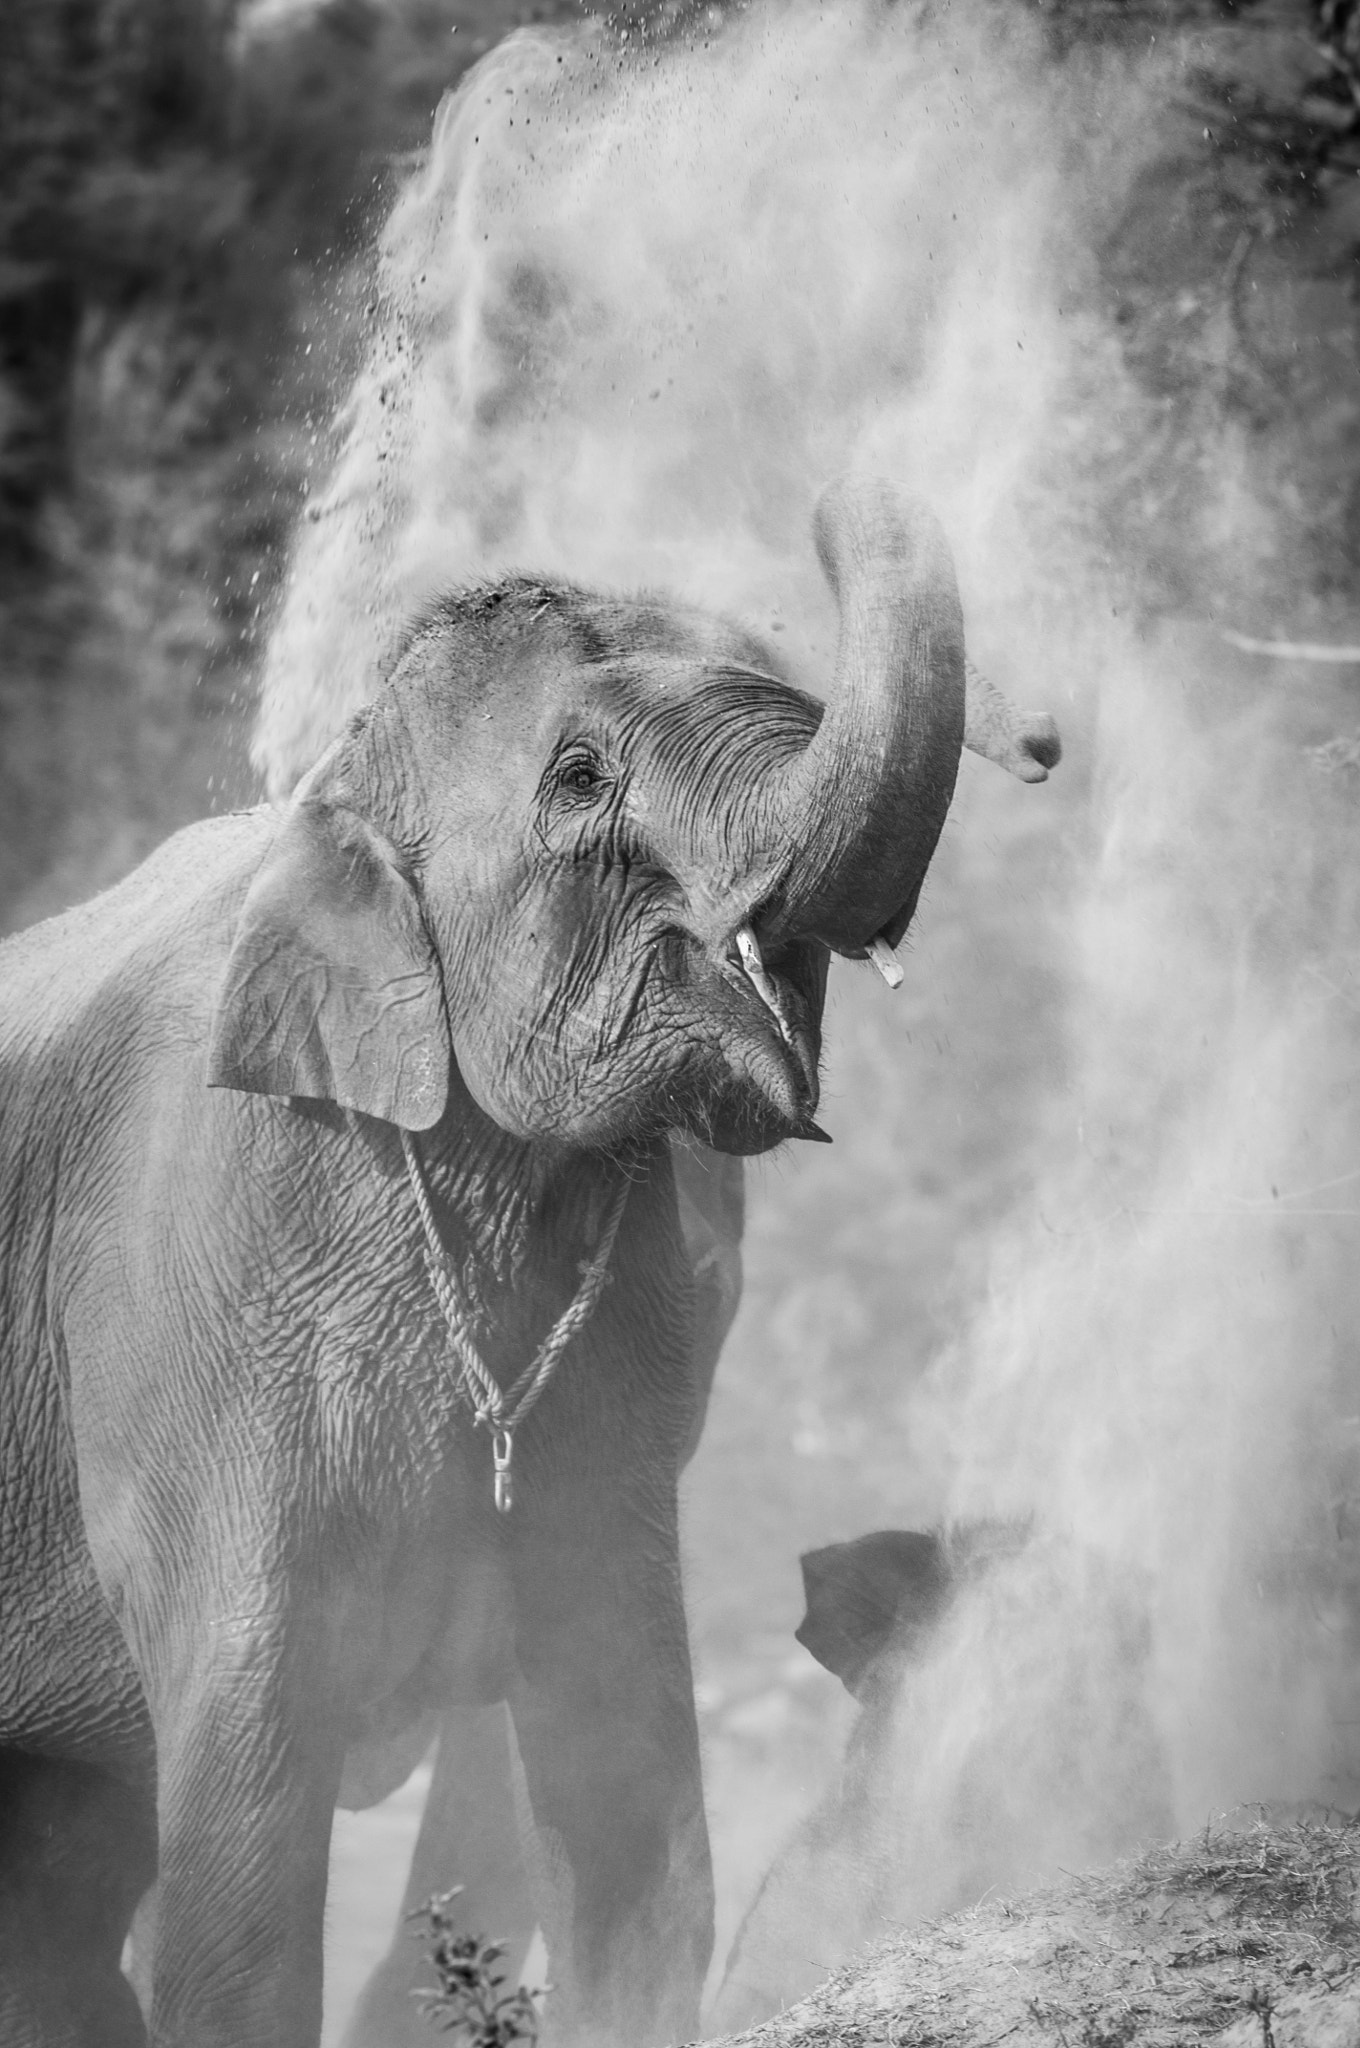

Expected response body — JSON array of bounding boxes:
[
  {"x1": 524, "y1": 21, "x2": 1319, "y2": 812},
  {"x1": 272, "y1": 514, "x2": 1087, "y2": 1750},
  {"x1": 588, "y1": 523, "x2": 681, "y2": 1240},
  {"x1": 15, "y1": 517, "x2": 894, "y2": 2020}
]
[
  {"x1": 582, "y1": 654, "x2": 823, "y2": 760},
  {"x1": 584, "y1": 648, "x2": 781, "y2": 708},
  {"x1": 596, "y1": 596, "x2": 778, "y2": 674}
]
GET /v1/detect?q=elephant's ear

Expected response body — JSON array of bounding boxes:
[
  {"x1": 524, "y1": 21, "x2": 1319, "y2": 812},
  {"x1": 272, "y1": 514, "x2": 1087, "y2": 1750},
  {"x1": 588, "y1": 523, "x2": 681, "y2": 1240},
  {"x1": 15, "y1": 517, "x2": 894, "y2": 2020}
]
[
  {"x1": 207, "y1": 798, "x2": 450, "y2": 1130},
  {"x1": 795, "y1": 1530, "x2": 949, "y2": 1698}
]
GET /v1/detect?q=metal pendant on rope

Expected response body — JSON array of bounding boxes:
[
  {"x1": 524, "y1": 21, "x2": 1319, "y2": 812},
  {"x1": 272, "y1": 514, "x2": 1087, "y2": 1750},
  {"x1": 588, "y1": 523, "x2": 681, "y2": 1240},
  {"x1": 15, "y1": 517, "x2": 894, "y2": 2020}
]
[{"x1": 401, "y1": 1128, "x2": 630, "y2": 1513}]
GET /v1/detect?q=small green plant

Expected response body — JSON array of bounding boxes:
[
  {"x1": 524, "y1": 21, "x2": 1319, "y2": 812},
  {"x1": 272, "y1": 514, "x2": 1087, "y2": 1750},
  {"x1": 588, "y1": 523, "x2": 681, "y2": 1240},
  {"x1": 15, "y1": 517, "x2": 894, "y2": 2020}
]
[{"x1": 411, "y1": 1887, "x2": 543, "y2": 2048}]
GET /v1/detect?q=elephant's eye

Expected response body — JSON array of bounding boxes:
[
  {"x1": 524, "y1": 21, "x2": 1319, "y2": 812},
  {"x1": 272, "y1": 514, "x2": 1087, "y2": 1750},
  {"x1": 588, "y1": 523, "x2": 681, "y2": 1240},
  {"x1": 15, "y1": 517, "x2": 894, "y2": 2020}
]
[{"x1": 553, "y1": 750, "x2": 611, "y2": 803}]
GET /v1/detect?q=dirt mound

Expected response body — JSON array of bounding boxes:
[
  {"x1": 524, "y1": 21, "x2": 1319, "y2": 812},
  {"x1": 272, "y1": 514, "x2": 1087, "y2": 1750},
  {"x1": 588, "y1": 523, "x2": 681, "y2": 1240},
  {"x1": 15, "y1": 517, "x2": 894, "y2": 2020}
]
[{"x1": 713, "y1": 1813, "x2": 1360, "y2": 2048}]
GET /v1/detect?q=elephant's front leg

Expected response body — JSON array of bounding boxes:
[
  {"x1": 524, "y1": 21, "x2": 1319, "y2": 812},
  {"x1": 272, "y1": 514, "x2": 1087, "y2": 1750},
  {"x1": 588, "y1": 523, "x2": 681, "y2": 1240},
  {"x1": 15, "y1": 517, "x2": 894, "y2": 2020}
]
[
  {"x1": 128, "y1": 1579, "x2": 346, "y2": 2048},
  {"x1": 508, "y1": 1484, "x2": 713, "y2": 2048}
]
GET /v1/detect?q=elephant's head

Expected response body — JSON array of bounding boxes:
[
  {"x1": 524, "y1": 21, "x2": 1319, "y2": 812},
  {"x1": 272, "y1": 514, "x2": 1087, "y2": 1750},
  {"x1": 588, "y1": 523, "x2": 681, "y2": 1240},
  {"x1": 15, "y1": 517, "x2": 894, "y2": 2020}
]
[{"x1": 208, "y1": 476, "x2": 1057, "y2": 1155}]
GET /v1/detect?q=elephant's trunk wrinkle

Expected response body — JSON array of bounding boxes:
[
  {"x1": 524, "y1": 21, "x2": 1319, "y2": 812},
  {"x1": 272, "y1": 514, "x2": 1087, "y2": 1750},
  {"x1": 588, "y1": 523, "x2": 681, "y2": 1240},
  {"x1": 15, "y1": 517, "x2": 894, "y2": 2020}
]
[
  {"x1": 769, "y1": 478, "x2": 966, "y2": 952},
  {"x1": 401, "y1": 1130, "x2": 630, "y2": 1513},
  {"x1": 623, "y1": 675, "x2": 820, "y2": 873}
]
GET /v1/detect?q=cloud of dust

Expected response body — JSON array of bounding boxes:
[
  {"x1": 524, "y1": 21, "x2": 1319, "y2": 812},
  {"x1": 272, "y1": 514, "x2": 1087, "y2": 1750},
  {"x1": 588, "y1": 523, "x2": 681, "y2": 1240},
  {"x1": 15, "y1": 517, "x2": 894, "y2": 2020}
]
[
  {"x1": 254, "y1": 0, "x2": 1150, "y2": 793},
  {"x1": 809, "y1": 634, "x2": 1360, "y2": 1953},
  {"x1": 251, "y1": 0, "x2": 1360, "y2": 2023},
  {"x1": 716, "y1": 632, "x2": 1360, "y2": 2014}
]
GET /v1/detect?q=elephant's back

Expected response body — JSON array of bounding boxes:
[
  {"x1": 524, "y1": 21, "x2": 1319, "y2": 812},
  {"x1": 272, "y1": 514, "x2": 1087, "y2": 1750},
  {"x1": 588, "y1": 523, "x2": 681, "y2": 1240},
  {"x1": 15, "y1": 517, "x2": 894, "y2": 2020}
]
[
  {"x1": 0, "y1": 809, "x2": 275, "y2": 1068},
  {"x1": 0, "y1": 806, "x2": 279, "y2": 1272}
]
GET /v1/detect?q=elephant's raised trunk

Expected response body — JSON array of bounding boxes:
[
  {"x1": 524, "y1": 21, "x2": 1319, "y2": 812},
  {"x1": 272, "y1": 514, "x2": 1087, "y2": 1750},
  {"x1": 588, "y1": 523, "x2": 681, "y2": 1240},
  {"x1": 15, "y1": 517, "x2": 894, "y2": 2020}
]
[{"x1": 772, "y1": 476, "x2": 967, "y2": 953}]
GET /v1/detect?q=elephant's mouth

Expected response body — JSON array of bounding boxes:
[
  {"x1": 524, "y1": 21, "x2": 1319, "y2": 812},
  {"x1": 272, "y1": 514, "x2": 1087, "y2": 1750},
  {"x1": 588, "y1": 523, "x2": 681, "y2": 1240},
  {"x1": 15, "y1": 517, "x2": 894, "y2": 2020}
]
[{"x1": 721, "y1": 923, "x2": 821, "y2": 1136}]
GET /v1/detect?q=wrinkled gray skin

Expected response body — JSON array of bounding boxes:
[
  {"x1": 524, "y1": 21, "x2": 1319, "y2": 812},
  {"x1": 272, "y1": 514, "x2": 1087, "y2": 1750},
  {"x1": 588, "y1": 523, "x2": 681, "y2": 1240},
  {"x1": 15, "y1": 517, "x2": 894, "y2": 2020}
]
[
  {"x1": 335, "y1": 1129, "x2": 741, "y2": 2048},
  {"x1": 0, "y1": 478, "x2": 1057, "y2": 2048}
]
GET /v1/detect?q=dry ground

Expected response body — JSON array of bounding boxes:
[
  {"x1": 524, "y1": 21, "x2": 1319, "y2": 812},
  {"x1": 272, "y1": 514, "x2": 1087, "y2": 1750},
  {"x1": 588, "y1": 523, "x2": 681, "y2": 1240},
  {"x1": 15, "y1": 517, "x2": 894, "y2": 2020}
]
[{"x1": 713, "y1": 1813, "x2": 1360, "y2": 2048}]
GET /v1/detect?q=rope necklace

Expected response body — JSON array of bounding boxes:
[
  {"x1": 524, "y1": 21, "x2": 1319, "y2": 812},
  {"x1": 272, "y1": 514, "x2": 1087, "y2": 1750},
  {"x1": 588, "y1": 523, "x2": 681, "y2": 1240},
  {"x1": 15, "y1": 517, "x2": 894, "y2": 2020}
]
[{"x1": 401, "y1": 1128, "x2": 630, "y2": 1513}]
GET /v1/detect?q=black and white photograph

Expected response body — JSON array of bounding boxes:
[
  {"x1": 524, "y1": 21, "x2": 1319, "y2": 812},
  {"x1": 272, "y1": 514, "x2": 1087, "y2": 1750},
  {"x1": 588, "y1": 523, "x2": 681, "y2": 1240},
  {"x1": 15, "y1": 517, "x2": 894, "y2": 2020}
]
[{"x1": 2, "y1": 1, "x2": 1360, "y2": 2044}]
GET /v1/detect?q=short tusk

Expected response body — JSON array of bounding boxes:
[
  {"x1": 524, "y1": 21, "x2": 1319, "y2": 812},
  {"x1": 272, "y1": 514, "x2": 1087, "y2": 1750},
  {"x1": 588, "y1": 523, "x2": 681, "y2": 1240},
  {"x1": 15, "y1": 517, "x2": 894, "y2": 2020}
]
[
  {"x1": 735, "y1": 925, "x2": 765, "y2": 978},
  {"x1": 734, "y1": 925, "x2": 794, "y2": 1045},
  {"x1": 868, "y1": 937, "x2": 904, "y2": 990}
]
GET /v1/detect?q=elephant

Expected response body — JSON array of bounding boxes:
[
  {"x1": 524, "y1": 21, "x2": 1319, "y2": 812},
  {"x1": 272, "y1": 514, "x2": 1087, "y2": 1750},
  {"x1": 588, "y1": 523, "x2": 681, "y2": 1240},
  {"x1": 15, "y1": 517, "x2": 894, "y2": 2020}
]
[
  {"x1": 714, "y1": 1522, "x2": 1169, "y2": 2032},
  {"x1": 0, "y1": 474, "x2": 1059, "y2": 2048},
  {"x1": 334, "y1": 1128, "x2": 742, "y2": 2048}
]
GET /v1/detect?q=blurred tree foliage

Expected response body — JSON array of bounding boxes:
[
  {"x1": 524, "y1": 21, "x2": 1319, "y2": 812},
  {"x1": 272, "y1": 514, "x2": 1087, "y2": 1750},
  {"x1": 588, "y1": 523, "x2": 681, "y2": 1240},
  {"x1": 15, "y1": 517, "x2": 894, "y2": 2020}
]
[
  {"x1": 0, "y1": 0, "x2": 1358, "y2": 931},
  {"x1": 1068, "y1": 0, "x2": 1360, "y2": 609},
  {"x1": 0, "y1": 0, "x2": 580, "y2": 921},
  {"x1": 0, "y1": 0, "x2": 710, "y2": 570},
  {"x1": 0, "y1": 0, "x2": 239, "y2": 552},
  {"x1": 0, "y1": 0, "x2": 570, "y2": 571}
]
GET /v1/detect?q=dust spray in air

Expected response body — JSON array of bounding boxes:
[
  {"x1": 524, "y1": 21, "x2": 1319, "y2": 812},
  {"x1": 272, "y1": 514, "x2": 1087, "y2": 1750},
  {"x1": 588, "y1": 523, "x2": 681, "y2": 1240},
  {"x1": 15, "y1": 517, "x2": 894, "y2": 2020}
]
[{"x1": 255, "y1": 0, "x2": 1360, "y2": 2025}]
